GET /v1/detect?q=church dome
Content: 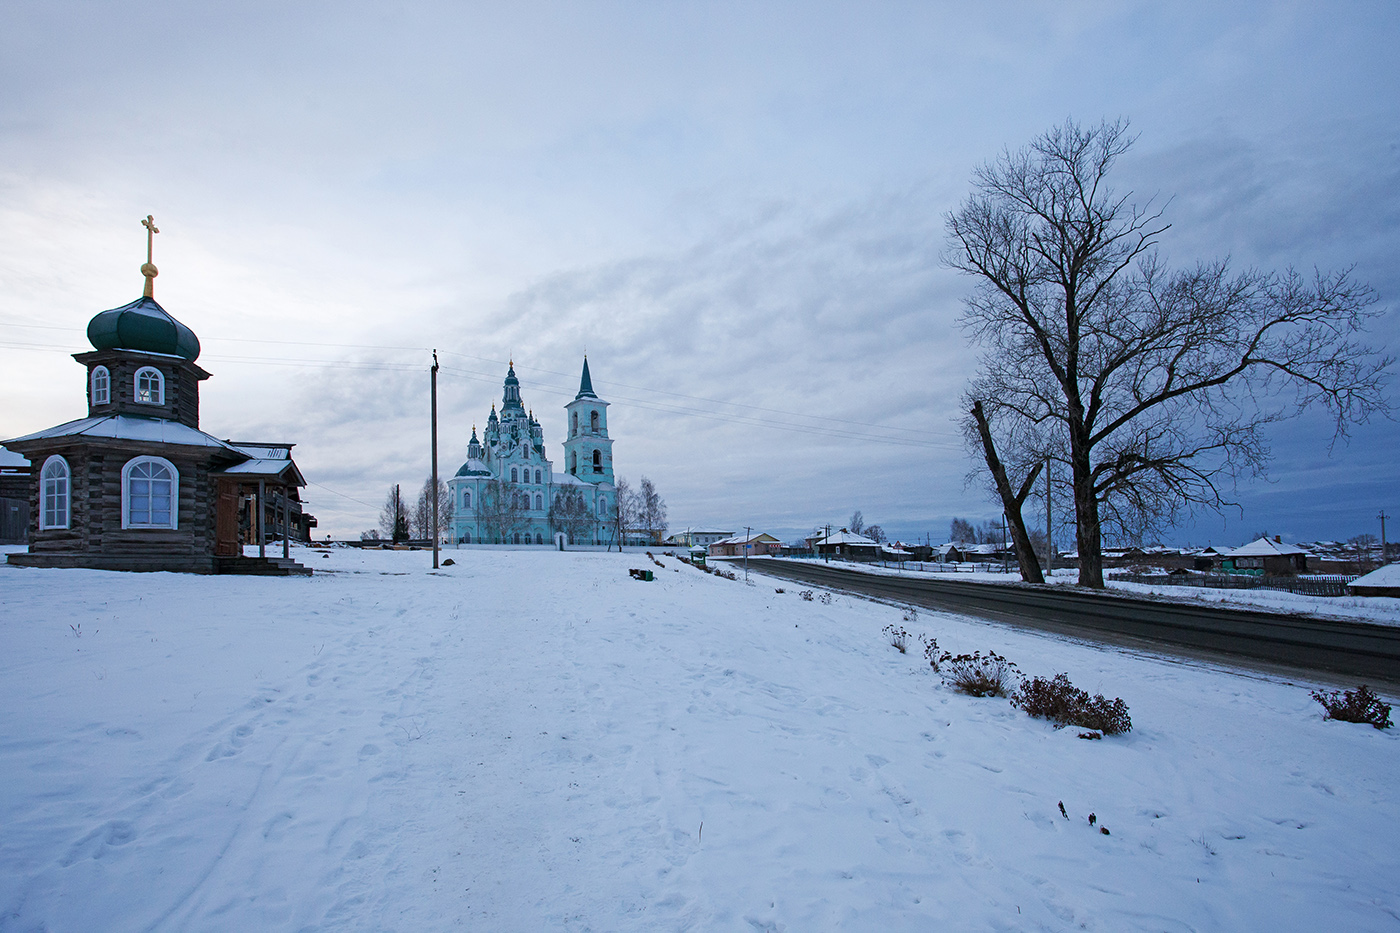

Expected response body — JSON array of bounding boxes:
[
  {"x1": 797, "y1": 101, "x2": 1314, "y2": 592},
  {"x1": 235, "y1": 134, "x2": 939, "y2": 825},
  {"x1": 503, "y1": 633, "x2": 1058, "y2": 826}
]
[
  {"x1": 455, "y1": 458, "x2": 492, "y2": 477},
  {"x1": 87, "y1": 296, "x2": 201, "y2": 361}
]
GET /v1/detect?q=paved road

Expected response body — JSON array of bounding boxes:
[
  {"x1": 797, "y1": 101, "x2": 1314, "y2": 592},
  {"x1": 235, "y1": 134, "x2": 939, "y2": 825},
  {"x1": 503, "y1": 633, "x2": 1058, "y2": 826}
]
[{"x1": 746, "y1": 559, "x2": 1400, "y2": 688}]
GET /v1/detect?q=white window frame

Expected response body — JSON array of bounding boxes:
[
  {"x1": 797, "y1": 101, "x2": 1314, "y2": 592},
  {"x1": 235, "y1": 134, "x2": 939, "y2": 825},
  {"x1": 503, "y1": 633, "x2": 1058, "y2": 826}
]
[
  {"x1": 40, "y1": 455, "x2": 70, "y2": 530},
  {"x1": 91, "y1": 366, "x2": 110, "y2": 405},
  {"x1": 134, "y1": 366, "x2": 165, "y2": 405},
  {"x1": 121, "y1": 456, "x2": 179, "y2": 529}
]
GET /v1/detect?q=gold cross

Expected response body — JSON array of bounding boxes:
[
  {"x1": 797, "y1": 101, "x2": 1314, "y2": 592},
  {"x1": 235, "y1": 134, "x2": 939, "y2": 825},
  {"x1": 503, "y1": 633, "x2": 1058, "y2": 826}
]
[{"x1": 141, "y1": 215, "x2": 159, "y2": 263}]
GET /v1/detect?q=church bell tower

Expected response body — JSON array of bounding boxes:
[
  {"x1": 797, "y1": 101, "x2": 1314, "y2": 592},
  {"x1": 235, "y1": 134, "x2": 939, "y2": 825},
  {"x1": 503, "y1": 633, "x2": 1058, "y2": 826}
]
[{"x1": 562, "y1": 356, "x2": 613, "y2": 485}]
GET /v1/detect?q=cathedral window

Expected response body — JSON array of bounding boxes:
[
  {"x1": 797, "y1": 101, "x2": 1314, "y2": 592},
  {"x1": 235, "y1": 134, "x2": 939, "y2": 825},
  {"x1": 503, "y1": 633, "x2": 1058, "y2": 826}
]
[
  {"x1": 590, "y1": 410, "x2": 599, "y2": 433},
  {"x1": 572, "y1": 412, "x2": 578, "y2": 436},
  {"x1": 91, "y1": 366, "x2": 110, "y2": 405},
  {"x1": 570, "y1": 451, "x2": 577, "y2": 474},
  {"x1": 592, "y1": 449, "x2": 602, "y2": 473},
  {"x1": 534, "y1": 469, "x2": 541, "y2": 484},
  {"x1": 513, "y1": 532, "x2": 521, "y2": 544},
  {"x1": 122, "y1": 456, "x2": 178, "y2": 529},
  {"x1": 536, "y1": 532, "x2": 544, "y2": 544},
  {"x1": 134, "y1": 367, "x2": 164, "y2": 405},
  {"x1": 40, "y1": 455, "x2": 70, "y2": 530},
  {"x1": 463, "y1": 490, "x2": 471, "y2": 508},
  {"x1": 510, "y1": 467, "x2": 518, "y2": 482},
  {"x1": 535, "y1": 494, "x2": 543, "y2": 510},
  {"x1": 462, "y1": 531, "x2": 471, "y2": 543}
]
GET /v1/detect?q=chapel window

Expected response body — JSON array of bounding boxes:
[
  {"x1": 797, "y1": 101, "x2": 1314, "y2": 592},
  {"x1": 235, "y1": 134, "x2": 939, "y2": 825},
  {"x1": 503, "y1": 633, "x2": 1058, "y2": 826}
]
[
  {"x1": 91, "y1": 366, "x2": 110, "y2": 405},
  {"x1": 40, "y1": 455, "x2": 70, "y2": 530},
  {"x1": 123, "y1": 457, "x2": 177, "y2": 529},
  {"x1": 134, "y1": 366, "x2": 164, "y2": 405}
]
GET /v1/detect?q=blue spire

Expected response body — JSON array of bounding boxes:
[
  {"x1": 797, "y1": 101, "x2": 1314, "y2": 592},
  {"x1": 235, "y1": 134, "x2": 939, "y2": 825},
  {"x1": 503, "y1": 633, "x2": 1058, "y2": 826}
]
[{"x1": 575, "y1": 356, "x2": 597, "y2": 400}]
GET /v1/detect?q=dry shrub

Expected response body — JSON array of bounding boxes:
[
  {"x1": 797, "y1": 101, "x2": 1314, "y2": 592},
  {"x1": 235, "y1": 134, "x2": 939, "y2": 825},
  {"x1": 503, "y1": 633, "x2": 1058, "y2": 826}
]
[
  {"x1": 882, "y1": 624, "x2": 911, "y2": 654},
  {"x1": 1311, "y1": 685, "x2": 1392, "y2": 730},
  {"x1": 940, "y1": 651, "x2": 1018, "y2": 697},
  {"x1": 1013, "y1": 674, "x2": 1132, "y2": 735}
]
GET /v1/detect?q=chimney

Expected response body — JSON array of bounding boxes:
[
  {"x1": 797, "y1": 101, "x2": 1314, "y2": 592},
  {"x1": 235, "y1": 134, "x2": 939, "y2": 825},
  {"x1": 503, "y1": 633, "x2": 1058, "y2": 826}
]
[{"x1": 1275, "y1": 535, "x2": 1281, "y2": 544}]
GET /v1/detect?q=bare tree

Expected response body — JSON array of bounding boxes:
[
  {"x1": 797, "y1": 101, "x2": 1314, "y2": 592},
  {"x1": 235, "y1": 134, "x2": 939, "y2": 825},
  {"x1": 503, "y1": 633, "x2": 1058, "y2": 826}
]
[
  {"x1": 638, "y1": 476, "x2": 668, "y2": 544},
  {"x1": 478, "y1": 480, "x2": 526, "y2": 543},
  {"x1": 412, "y1": 474, "x2": 454, "y2": 540},
  {"x1": 614, "y1": 476, "x2": 644, "y2": 546},
  {"x1": 949, "y1": 517, "x2": 976, "y2": 544},
  {"x1": 379, "y1": 484, "x2": 409, "y2": 542},
  {"x1": 947, "y1": 118, "x2": 1391, "y2": 587},
  {"x1": 548, "y1": 485, "x2": 593, "y2": 545},
  {"x1": 848, "y1": 510, "x2": 865, "y2": 536},
  {"x1": 865, "y1": 524, "x2": 886, "y2": 544}
]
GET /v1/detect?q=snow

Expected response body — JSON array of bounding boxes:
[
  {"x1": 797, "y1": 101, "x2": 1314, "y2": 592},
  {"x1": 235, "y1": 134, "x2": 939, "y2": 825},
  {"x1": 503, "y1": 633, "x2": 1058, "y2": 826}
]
[
  {"x1": 2, "y1": 547, "x2": 1399, "y2": 930},
  {"x1": 1223, "y1": 537, "x2": 1308, "y2": 557},
  {"x1": 775, "y1": 558, "x2": 1400, "y2": 626},
  {"x1": 1352, "y1": 562, "x2": 1400, "y2": 590},
  {"x1": 2, "y1": 414, "x2": 241, "y2": 450}
]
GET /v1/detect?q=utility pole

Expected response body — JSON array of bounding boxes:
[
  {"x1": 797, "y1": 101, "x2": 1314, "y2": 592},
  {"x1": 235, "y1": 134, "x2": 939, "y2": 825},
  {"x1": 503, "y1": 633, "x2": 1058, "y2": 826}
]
[
  {"x1": 1045, "y1": 456, "x2": 1053, "y2": 578},
  {"x1": 744, "y1": 525, "x2": 751, "y2": 581},
  {"x1": 824, "y1": 523, "x2": 831, "y2": 563},
  {"x1": 431, "y1": 350, "x2": 440, "y2": 570},
  {"x1": 1381, "y1": 509, "x2": 1390, "y2": 565}
]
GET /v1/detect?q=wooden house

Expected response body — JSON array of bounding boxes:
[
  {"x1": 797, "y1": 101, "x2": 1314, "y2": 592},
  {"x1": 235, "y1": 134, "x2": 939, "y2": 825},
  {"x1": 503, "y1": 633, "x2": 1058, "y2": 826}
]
[
  {"x1": 3, "y1": 221, "x2": 313, "y2": 575},
  {"x1": 708, "y1": 531, "x2": 782, "y2": 557},
  {"x1": 1221, "y1": 537, "x2": 1308, "y2": 576}
]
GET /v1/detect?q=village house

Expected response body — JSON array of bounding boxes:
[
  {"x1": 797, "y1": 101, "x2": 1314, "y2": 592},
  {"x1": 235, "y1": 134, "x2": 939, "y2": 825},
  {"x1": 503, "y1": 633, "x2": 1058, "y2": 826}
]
[{"x1": 708, "y1": 531, "x2": 781, "y2": 558}]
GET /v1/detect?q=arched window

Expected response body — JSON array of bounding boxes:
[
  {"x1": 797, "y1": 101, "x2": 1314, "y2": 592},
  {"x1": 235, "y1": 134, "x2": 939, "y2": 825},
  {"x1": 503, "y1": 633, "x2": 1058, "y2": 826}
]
[
  {"x1": 592, "y1": 449, "x2": 602, "y2": 473},
  {"x1": 462, "y1": 531, "x2": 471, "y2": 543},
  {"x1": 134, "y1": 367, "x2": 164, "y2": 405},
  {"x1": 536, "y1": 532, "x2": 544, "y2": 545},
  {"x1": 598, "y1": 496, "x2": 608, "y2": 517},
  {"x1": 535, "y1": 494, "x2": 543, "y2": 510},
  {"x1": 91, "y1": 366, "x2": 110, "y2": 405},
  {"x1": 572, "y1": 412, "x2": 578, "y2": 436},
  {"x1": 590, "y1": 410, "x2": 599, "y2": 433},
  {"x1": 122, "y1": 456, "x2": 178, "y2": 529},
  {"x1": 510, "y1": 467, "x2": 518, "y2": 482},
  {"x1": 463, "y1": 489, "x2": 471, "y2": 508},
  {"x1": 40, "y1": 455, "x2": 70, "y2": 530},
  {"x1": 513, "y1": 532, "x2": 521, "y2": 544},
  {"x1": 569, "y1": 451, "x2": 577, "y2": 473},
  {"x1": 535, "y1": 469, "x2": 541, "y2": 484}
]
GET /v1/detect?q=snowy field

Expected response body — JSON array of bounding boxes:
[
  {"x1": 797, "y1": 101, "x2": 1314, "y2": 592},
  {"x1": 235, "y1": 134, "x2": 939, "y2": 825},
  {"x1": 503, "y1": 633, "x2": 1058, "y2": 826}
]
[
  {"x1": 2, "y1": 546, "x2": 1398, "y2": 931},
  {"x1": 783, "y1": 558, "x2": 1400, "y2": 626}
]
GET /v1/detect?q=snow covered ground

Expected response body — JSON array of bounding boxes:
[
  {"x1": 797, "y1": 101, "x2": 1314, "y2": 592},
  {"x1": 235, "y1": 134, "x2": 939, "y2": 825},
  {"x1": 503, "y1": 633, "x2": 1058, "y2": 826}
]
[
  {"x1": 2, "y1": 546, "x2": 1398, "y2": 931},
  {"x1": 780, "y1": 557, "x2": 1400, "y2": 626}
]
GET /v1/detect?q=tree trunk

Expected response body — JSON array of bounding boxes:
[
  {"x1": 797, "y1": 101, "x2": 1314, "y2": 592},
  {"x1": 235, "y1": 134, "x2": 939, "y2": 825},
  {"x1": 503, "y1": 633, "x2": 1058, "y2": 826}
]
[
  {"x1": 1069, "y1": 429, "x2": 1105, "y2": 588},
  {"x1": 971, "y1": 402, "x2": 1045, "y2": 584}
]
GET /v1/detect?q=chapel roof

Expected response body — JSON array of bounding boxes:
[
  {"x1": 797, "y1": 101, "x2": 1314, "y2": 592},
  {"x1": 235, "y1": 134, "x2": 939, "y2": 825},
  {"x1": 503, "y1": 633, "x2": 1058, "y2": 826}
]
[{"x1": 87, "y1": 296, "x2": 201, "y2": 362}]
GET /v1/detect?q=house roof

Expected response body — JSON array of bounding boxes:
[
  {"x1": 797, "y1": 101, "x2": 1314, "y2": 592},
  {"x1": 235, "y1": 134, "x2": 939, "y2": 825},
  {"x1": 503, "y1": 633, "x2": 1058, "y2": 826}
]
[
  {"x1": 713, "y1": 531, "x2": 780, "y2": 546},
  {"x1": 0, "y1": 445, "x2": 28, "y2": 470},
  {"x1": 813, "y1": 530, "x2": 878, "y2": 546},
  {"x1": 1226, "y1": 537, "x2": 1308, "y2": 558},
  {"x1": 216, "y1": 458, "x2": 307, "y2": 485},
  {"x1": 3, "y1": 414, "x2": 244, "y2": 453},
  {"x1": 1350, "y1": 563, "x2": 1400, "y2": 589}
]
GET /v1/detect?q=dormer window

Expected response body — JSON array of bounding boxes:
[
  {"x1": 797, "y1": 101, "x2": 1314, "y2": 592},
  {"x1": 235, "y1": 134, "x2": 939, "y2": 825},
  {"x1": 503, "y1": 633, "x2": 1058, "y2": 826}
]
[
  {"x1": 91, "y1": 366, "x2": 110, "y2": 405},
  {"x1": 134, "y1": 366, "x2": 164, "y2": 405}
]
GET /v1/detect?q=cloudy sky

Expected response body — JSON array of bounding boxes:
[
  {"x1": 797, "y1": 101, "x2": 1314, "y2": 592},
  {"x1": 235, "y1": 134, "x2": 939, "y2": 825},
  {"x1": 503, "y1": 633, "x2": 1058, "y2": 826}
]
[{"x1": 2, "y1": 1, "x2": 1397, "y2": 546}]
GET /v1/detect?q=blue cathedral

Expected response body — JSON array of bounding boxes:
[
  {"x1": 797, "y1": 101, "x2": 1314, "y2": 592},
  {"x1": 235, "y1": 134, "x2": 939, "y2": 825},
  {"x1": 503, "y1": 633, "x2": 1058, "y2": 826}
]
[{"x1": 448, "y1": 359, "x2": 616, "y2": 545}]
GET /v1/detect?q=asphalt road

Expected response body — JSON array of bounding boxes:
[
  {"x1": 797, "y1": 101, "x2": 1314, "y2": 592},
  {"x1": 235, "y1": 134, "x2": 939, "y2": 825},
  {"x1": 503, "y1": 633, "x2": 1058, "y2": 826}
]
[{"x1": 745, "y1": 558, "x2": 1400, "y2": 688}]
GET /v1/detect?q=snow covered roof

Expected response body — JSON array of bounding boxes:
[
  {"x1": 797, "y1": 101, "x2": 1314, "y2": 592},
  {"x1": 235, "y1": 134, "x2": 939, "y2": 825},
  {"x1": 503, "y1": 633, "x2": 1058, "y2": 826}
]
[
  {"x1": 455, "y1": 458, "x2": 492, "y2": 477},
  {"x1": 1350, "y1": 563, "x2": 1400, "y2": 590},
  {"x1": 1226, "y1": 537, "x2": 1307, "y2": 558},
  {"x1": 226, "y1": 442, "x2": 294, "y2": 460},
  {"x1": 217, "y1": 458, "x2": 306, "y2": 485},
  {"x1": 713, "y1": 531, "x2": 780, "y2": 546},
  {"x1": 3, "y1": 415, "x2": 244, "y2": 453},
  {"x1": 0, "y1": 445, "x2": 28, "y2": 469},
  {"x1": 815, "y1": 530, "x2": 878, "y2": 547},
  {"x1": 552, "y1": 472, "x2": 591, "y2": 486}
]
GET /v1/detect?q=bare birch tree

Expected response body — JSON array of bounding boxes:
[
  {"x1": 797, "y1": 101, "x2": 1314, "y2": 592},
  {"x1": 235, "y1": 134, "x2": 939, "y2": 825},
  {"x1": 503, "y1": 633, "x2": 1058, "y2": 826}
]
[{"x1": 947, "y1": 118, "x2": 1391, "y2": 587}]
